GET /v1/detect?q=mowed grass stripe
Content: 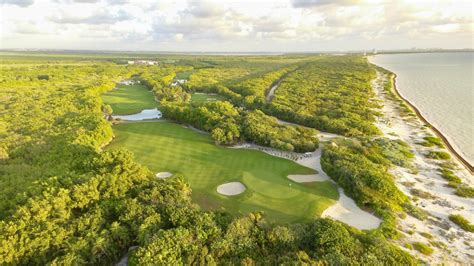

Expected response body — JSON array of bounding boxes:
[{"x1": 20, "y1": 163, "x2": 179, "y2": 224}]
[
  {"x1": 102, "y1": 84, "x2": 158, "y2": 115},
  {"x1": 108, "y1": 121, "x2": 338, "y2": 223}
]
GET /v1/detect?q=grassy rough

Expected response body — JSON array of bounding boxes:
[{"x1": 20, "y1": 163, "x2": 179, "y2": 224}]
[{"x1": 108, "y1": 121, "x2": 338, "y2": 223}]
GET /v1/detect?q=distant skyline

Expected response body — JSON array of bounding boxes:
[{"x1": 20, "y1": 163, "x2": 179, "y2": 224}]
[{"x1": 1, "y1": 0, "x2": 473, "y2": 52}]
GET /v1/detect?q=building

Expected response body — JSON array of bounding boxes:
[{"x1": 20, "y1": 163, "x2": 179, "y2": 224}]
[{"x1": 127, "y1": 60, "x2": 158, "y2": 65}]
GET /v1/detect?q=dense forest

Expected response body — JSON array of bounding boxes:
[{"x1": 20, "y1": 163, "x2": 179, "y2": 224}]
[{"x1": 0, "y1": 53, "x2": 419, "y2": 264}]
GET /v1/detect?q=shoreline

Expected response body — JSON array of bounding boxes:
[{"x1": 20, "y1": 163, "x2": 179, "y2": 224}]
[{"x1": 389, "y1": 72, "x2": 474, "y2": 174}]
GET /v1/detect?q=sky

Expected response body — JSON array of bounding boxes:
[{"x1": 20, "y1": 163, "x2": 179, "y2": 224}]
[{"x1": 0, "y1": 0, "x2": 472, "y2": 52}]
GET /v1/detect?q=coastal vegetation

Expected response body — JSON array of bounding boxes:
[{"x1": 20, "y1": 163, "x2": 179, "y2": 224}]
[
  {"x1": 455, "y1": 185, "x2": 474, "y2": 198},
  {"x1": 448, "y1": 214, "x2": 474, "y2": 232},
  {"x1": 267, "y1": 56, "x2": 381, "y2": 136},
  {"x1": 426, "y1": 151, "x2": 451, "y2": 160},
  {"x1": 321, "y1": 137, "x2": 416, "y2": 237},
  {"x1": 412, "y1": 242, "x2": 434, "y2": 256}
]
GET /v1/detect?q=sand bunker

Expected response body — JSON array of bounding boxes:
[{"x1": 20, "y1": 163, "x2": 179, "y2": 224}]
[
  {"x1": 113, "y1": 108, "x2": 162, "y2": 121},
  {"x1": 322, "y1": 187, "x2": 381, "y2": 230},
  {"x1": 217, "y1": 182, "x2": 246, "y2": 196},
  {"x1": 156, "y1": 172, "x2": 173, "y2": 179},
  {"x1": 288, "y1": 174, "x2": 328, "y2": 183}
]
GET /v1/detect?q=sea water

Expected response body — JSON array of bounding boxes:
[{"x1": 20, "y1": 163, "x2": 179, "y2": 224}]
[{"x1": 369, "y1": 52, "x2": 474, "y2": 166}]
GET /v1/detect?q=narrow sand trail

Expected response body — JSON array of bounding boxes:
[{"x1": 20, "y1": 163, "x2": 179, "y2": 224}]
[
  {"x1": 266, "y1": 82, "x2": 280, "y2": 101},
  {"x1": 371, "y1": 70, "x2": 474, "y2": 263}
]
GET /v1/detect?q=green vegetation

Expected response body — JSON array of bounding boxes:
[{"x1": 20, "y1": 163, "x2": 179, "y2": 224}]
[
  {"x1": 102, "y1": 84, "x2": 158, "y2": 115},
  {"x1": 268, "y1": 56, "x2": 380, "y2": 136},
  {"x1": 449, "y1": 214, "x2": 474, "y2": 232},
  {"x1": 175, "y1": 71, "x2": 193, "y2": 80},
  {"x1": 410, "y1": 188, "x2": 436, "y2": 200},
  {"x1": 190, "y1": 92, "x2": 225, "y2": 104},
  {"x1": 419, "y1": 232, "x2": 433, "y2": 240},
  {"x1": 374, "y1": 66, "x2": 416, "y2": 118},
  {"x1": 242, "y1": 110, "x2": 319, "y2": 152},
  {"x1": 412, "y1": 242, "x2": 434, "y2": 256},
  {"x1": 438, "y1": 168, "x2": 462, "y2": 185},
  {"x1": 455, "y1": 185, "x2": 474, "y2": 198},
  {"x1": 0, "y1": 53, "x2": 418, "y2": 264},
  {"x1": 418, "y1": 136, "x2": 445, "y2": 148},
  {"x1": 321, "y1": 137, "x2": 413, "y2": 237},
  {"x1": 107, "y1": 121, "x2": 337, "y2": 222},
  {"x1": 426, "y1": 151, "x2": 451, "y2": 160}
]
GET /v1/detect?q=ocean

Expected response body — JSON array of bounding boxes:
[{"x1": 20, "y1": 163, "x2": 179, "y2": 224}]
[{"x1": 369, "y1": 52, "x2": 474, "y2": 166}]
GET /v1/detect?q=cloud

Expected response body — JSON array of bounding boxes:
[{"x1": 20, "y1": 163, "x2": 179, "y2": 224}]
[
  {"x1": 0, "y1": 0, "x2": 34, "y2": 7},
  {"x1": 292, "y1": 0, "x2": 360, "y2": 8},
  {"x1": 50, "y1": 9, "x2": 131, "y2": 24},
  {"x1": 73, "y1": 0, "x2": 100, "y2": 3},
  {"x1": 183, "y1": 0, "x2": 223, "y2": 18}
]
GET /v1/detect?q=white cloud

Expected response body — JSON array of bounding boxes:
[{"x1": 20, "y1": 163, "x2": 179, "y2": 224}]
[
  {"x1": 0, "y1": 0, "x2": 34, "y2": 7},
  {"x1": 0, "y1": 0, "x2": 472, "y2": 51}
]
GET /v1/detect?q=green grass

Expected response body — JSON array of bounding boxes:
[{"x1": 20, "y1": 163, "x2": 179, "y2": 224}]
[
  {"x1": 108, "y1": 121, "x2": 338, "y2": 223},
  {"x1": 412, "y1": 242, "x2": 433, "y2": 256},
  {"x1": 102, "y1": 84, "x2": 158, "y2": 115},
  {"x1": 175, "y1": 71, "x2": 193, "y2": 80},
  {"x1": 449, "y1": 214, "x2": 474, "y2": 232},
  {"x1": 190, "y1": 92, "x2": 226, "y2": 104}
]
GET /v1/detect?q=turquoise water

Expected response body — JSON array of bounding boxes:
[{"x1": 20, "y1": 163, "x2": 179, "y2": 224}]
[{"x1": 369, "y1": 52, "x2": 474, "y2": 166}]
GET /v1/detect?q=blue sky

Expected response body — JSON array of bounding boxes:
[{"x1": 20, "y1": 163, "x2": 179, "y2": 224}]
[{"x1": 1, "y1": 0, "x2": 472, "y2": 52}]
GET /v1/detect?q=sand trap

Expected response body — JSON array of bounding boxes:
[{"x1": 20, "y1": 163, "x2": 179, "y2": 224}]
[
  {"x1": 290, "y1": 148, "x2": 329, "y2": 182},
  {"x1": 113, "y1": 108, "x2": 162, "y2": 121},
  {"x1": 217, "y1": 182, "x2": 246, "y2": 196},
  {"x1": 322, "y1": 187, "x2": 381, "y2": 230},
  {"x1": 288, "y1": 174, "x2": 328, "y2": 183},
  {"x1": 156, "y1": 172, "x2": 173, "y2": 179}
]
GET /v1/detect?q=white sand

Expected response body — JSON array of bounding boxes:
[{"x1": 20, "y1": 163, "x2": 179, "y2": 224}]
[
  {"x1": 299, "y1": 148, "x2": 381, "y2": 229},
  {"x1": 322, "y1": 187, "x2": 381, "y2": 230},
  {"x1": 232, "y1": 142, "x2": 382, "y2": 230},
  {"x1": 216, "y1": 182, "x2": 246, "y2": 196},
  {"x1": 288, "y1": 174, "x2": 328, "y2": 183},
  {"x1": 113, "y1": 108, "x2": 162, "y2": 121},
  {"x1": 156, "y1": 172, "x2": 173, "y2": 179},
  {"x1": 266, "y1": 82, "x2": 280, "y2": 101},
  {"x1": 371, "y1": 69, "x2": 474, "y2": 263}
]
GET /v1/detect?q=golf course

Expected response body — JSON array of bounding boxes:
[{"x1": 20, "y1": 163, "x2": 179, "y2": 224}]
[
  {"x1": 102, "y1": 83, "x2": 159, "y2": 115},
  {"x1": 104, "y1": 84, "x2": 338, "y2": 222}
]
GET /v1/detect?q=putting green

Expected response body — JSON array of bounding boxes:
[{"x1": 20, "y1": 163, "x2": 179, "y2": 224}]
[
  {"x1": 108, "y1": 121, "x2": 338, "y2": 223},
  {"x1": 102, "y1": 84, "x2": 158, "y2": 115}
]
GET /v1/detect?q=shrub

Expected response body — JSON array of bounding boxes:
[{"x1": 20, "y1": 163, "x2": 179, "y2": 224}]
[
  {"x1": 438, "y1": 168, "x2": 462, "y2": 184},
  {"x1": 426, "y1": 151, "x2": 451, "y2": 160},
  {"x1": 455, "y1": 186, "x2": 474, "y2": 198},
  {"x1": 449, "y1": 214, "x2": 474, "y2": 232},
  {"x1": 410, "y1": 188, "x2": 436, "y2": 200},
  {"x1": 412, "y1": 242, "x2": 433, "y2": 256},
  {"x1": 403, "y1": 203, "x2": 427, "y2": 220},
  {"x1": 419, "y1": 136, "x2": 444, "y2": 148},
  {"x1": 419, "y1": 232, "x2": 433, "y2": 240},
  {"x1": 37, "y1": 74, "x2": 50, "y2": 80}
]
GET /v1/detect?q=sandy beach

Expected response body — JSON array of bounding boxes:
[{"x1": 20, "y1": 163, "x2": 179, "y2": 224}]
[{"x1": 371, "y1": 70, "x2": 474, "y2": 263}]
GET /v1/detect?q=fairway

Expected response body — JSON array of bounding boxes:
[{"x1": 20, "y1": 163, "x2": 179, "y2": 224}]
[
  {"x1": 102, "y1": 84, "x2": 158, "y2": 115},
  {"x1": 108, "y1": 121, "x2": 338, "y2": 222},
  {"x1": 190, "y1": 92, "x2": 226, "y2": 104}
]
